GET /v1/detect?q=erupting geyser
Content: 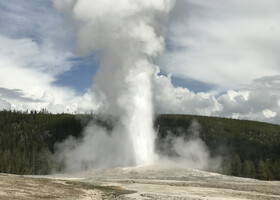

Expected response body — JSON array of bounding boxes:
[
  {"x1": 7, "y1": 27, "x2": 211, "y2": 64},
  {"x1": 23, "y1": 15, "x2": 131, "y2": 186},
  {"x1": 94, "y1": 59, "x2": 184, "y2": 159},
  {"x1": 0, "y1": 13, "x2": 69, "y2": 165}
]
[{"x1": 54, "y1": 0, "x2": 175, "y2": 170}]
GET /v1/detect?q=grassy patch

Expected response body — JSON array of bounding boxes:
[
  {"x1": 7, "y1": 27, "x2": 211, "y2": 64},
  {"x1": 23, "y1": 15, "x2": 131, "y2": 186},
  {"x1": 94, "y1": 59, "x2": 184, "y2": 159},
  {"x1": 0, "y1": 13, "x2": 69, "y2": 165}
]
[{"x1": 66, "y1": 181, "x2": 136, "y2": 198}]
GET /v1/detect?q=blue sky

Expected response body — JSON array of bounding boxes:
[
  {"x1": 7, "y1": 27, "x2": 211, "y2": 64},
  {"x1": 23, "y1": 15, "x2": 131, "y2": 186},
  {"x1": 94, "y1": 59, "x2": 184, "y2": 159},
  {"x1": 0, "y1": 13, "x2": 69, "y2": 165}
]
[
  {"x1": 0, "y1": 0, "x2": 280, "y2": 124},
  {"x1": 54, "y1": 55, "x2": 98, "y2": 94}
]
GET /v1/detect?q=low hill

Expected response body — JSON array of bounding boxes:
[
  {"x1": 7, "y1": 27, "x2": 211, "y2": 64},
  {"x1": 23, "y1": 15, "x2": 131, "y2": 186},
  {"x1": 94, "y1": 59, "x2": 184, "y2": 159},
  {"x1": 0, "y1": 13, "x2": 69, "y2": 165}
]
[
  {"x1": 156, "y1": 114, "x2": 280, "y2": 180},
  {"x1": 0, "y1": 111, "x2": 279, "y2": 180}
]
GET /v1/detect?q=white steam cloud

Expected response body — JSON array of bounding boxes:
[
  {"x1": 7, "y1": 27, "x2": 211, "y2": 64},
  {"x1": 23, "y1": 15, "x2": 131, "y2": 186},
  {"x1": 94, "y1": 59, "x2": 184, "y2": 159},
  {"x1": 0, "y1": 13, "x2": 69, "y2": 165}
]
[
  {"x1": 53, "y1": 0, "x2": 175, "y2": 171},
  {"x1": 157, "y1": 120, "x2": 221, "y2": 171}
]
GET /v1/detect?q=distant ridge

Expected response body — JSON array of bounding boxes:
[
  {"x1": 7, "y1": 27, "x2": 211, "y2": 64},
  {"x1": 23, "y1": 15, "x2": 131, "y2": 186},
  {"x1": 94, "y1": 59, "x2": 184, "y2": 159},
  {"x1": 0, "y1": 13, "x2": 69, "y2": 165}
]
[{"x1": 0, "y1": 111, "x2": 279, "y2": 180}]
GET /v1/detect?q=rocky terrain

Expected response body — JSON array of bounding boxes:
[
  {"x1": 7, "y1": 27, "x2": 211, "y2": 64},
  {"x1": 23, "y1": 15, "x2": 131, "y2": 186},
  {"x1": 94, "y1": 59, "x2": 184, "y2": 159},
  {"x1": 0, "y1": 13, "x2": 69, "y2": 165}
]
[{"x1": 1, "y1": 166, "x2": 280, "y2": 199}]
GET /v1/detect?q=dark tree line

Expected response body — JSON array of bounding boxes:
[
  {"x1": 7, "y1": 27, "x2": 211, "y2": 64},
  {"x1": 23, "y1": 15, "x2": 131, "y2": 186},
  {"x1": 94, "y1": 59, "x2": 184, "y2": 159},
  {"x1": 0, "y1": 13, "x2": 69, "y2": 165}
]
[
  {"x1": 0, "y1": 111, "x2": 279, "y2": 180},
  {"x1": 155, "y1": 114, "x2": 280, "y2": 180},
  {"x1": 0, "y1": 110, "x2": 83, "y2": 174},
  {"x1": 222, "y1": 154, "x2": 280, "y2": 180}
]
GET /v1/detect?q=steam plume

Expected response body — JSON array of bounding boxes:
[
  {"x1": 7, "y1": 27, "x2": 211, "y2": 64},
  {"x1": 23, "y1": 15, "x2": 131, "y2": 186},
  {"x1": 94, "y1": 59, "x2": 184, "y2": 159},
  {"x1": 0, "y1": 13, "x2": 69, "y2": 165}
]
[
  {"x1": 157, "y1": 120, "x2": 221, "y2": 171},
  {"x1": 53, "y1": 0, "x2": 175, "y2": 170}
]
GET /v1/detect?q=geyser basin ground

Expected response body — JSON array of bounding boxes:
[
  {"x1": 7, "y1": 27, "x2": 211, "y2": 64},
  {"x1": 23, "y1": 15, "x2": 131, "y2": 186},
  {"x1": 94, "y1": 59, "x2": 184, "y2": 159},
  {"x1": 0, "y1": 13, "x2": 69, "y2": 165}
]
[{"x1": 2, "y1": 166, "x2": 280, "y2": 200}]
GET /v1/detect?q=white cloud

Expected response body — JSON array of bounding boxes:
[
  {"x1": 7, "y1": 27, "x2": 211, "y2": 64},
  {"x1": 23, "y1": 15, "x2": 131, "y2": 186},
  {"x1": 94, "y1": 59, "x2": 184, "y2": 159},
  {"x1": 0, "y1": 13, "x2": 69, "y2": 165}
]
[
  {"x1": 158, "y1": 0, "x2": 280, "y2": 90},
  {"x1": 154, "y1": 69, "x2": 280, "y2": 124},
  {"x1": 152, "y1": 0, "x2": 280, "y2": 124},
  {"x1": 215, "y1": 75, "x2": 280, "y2": 123},
  {"x1": 1, "y1": 0, "x2": 280, "y2": 126},
  {"x1": 0, "y1": 35, "x2": 73, "y2": 77},
  {"x1": 0, "y1": 98, "x2": 11, "y2": 110},
  {"x1": 262, "y1": 109, "x2": 277, "y2": 119},
  {"x1": 0, "y1": 31, "x2": 100, "y2": 114},
  {"x1": 0, "y1": 1, "x2": 102, "y2": 114},
  {"x1": 154, "y1": 67, "x2": 221, "y2": 115}
]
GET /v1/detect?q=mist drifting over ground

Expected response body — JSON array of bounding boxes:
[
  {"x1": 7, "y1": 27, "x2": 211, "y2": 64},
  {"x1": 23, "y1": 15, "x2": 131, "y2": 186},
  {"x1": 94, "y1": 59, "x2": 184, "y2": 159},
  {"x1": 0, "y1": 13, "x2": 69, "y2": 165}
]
[
  {"x1": 53, "y1": 0, "x2": 218, "y2": 172},
  {"x1": 156, "y1": 120, "x2": 221, "y2": 171}
]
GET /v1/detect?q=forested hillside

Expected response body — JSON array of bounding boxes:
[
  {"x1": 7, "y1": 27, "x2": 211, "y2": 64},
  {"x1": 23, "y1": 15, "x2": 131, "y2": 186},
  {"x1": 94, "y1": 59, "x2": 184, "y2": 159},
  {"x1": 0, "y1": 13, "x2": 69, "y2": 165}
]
[
  {"x1": 0, "y1": 111, "x2": 279, "y2": 180},
  {"x1": 0, "y1": 110, "x2": 83, "y2": 174},
  {"x1": 156, "y1": 115, "x2": 280, "y2": 180}
]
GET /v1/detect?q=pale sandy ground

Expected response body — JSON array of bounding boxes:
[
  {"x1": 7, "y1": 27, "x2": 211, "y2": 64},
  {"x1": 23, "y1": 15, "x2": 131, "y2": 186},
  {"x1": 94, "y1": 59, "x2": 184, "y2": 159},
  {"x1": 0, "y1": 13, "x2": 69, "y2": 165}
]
[
  {"x1": 1, "y1": 166, "x2": 280, "y2": 199},
  {"x1": 0, "y1": 173, "x2": 102, "y2": 200}
]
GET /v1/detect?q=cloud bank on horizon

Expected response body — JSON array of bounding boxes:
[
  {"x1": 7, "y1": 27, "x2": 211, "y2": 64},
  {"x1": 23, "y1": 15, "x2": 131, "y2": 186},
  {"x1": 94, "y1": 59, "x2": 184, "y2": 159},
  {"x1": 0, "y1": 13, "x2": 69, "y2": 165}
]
[{"x1": 0, "y1": 0, "x2": 280, "y2": 124}]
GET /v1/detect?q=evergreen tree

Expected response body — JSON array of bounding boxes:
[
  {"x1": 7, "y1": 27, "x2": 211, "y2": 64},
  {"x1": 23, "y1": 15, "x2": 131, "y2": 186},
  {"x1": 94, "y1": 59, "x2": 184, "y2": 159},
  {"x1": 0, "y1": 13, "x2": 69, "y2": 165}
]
[
  {"x1": 249, "y1": 161, "x2": 256, "y2": 178},
  {"x1": 0, "y1": 150, "x2": 3, "y2": 172},
  {"x1": 243, "y1": 160, "x2": 256, "y2": 178},
  {"x1": 221, "y1": 160, "x2": 232, "y2": 175},
  {"x1": 272, "y1": 160, "x2": 280, "y2": 180},
  {"x1": 231, "y1": 154, "x2": 242, "y2": 176},
  {"x1": 257, "y1": 160, "x2": 269, "y2": 180}
]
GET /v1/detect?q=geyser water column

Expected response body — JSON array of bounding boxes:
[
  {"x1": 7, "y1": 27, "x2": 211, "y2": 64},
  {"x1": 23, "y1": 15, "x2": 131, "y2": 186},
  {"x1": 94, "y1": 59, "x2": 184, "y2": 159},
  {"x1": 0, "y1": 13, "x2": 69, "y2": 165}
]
[
  {"x1": 54, "y1": 0, "x2": 175, "y2": 167},
  {"x1": 121, "y1": 60, "x2": 156, "y2": 165}
]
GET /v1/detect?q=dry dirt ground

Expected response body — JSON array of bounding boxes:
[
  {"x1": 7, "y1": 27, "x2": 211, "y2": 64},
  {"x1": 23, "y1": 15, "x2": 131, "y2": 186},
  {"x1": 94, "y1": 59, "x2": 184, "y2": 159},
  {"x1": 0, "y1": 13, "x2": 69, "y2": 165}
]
[
  {"x1": 0, "y1": 173, "x2": 102, "y2": 200},
  {"x1": 1, "y1": 166, "x2": 280, "y2": 200}
]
